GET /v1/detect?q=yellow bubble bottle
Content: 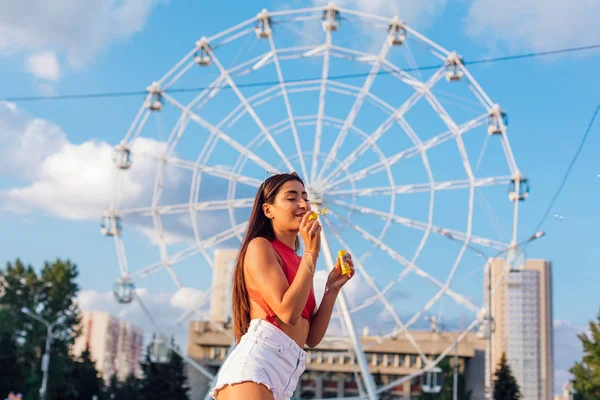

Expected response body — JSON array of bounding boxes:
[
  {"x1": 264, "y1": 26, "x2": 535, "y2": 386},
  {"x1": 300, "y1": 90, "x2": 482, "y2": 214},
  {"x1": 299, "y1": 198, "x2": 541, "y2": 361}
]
[
  {"x1": 337, "y1": 249, "x2": 352, "y2": 275},
  {"x1": 308, "y1": 206, "x2": 328, "y2": 221}
]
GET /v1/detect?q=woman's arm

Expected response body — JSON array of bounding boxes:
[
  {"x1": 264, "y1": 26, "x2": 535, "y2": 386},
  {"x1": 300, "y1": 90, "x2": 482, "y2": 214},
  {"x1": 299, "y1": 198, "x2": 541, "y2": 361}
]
[
  {"x1": 305, "y1": 287, "x2": 338, "y2": 347},
  {"x1": 305, "y1": 253, "x2": 354, "y2": 347},
  {"x1": 245, "y1": 237, "x2": 317, "y2": 326}
]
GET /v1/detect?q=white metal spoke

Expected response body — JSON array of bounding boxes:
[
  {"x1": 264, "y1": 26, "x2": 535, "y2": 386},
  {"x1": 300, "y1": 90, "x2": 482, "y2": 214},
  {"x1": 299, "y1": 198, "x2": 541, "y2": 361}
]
[
  {"x1": 323, "y1": 112, "x2": 488, "y2": 191},
  {"x1": 133, "y1": 149, "x2": 262, "y2": 188},
  {"x1": 423, "y1": 91, "x2": 475, "y2": 181},
  {"x1": 122, "y1": 106, "x2": 149, "y2": 144},
  {"x1": 203, "y1": 44, "x2": 295, "y2": 173},
  {"x1": 376, "y1": 317, "x2": 481, "y2": 394},
  {"x1": 319, "y1": 223, "x2": 378, "y2": 400},
  {"x1": 131, "y1": 222, "x2": 247, "y2": 281},
  {"x1": 316, "y1": 34, "x2": 393, "y2": 182},
  {"x1": 331, "y1": 200, "x2": 508, "y2": 250},
  {"x1": 113, "y1": 235, "x2": 129, "y2": 277},
  {"x1": 267, "y1": 32, "x2": 309, "y2": 179},
  {"x1": 329, "y1": 176, "x2": 512, "y2": 197},
  {"x1": 329, "y1": 210, "x2": 479, "y2": 312},
  {"x1": 160, "y1": 92, "x2": 278, "y2": 173},
  {"x1": 135, "y1": 294, "x2": 216, "y2": 380},
  {"x1": 150, "y1": 157, "x2": 184, "y2": 288},
  {"x1": 156, "y1": 47, "x2": 198, "y2": 89},
  {"x1": 119, "y1": 198, "x2": 254, "y2": 217},
  {"x1": 499, "y1": 128, "x2": 519, "y2": 175},
  {"x1": 323, "y1": 219, "x2": 429, "y2": 364},
  {"x1": 311, "y1": 30, "x2": 332, "y2": 182},
  {"x1": 322, "y1": 66, "x2": 446, "y2": 184}
]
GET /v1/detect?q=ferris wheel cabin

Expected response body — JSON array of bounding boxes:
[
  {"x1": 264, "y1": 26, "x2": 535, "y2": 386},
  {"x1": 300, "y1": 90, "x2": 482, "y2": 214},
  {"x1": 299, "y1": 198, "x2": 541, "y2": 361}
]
[
  {"x1": 112, "y1": 144, "x2": 131, "y2": 170},
  {"x1": 322, "y1": 2, "x2": 340, "y2": 31},
  {"x1": 388, "y1": 17, "x2": 407, "y2": 46},
  {"x1": 488, "y1": 105, "x2": 508, "y2": 135},
  {"x1": 509, "y1": 173, "x2": 529, "y2": 202},
  {"x1": 445, "y1": 53, "x2": 464, "y2": 82},
  {"x1": 194, "y1": 38, "x2": 211, "y2": 66},
  {"x1": 113, "y1": 277, "x2": 135, "y2": 304},
  {"x1": 255, "y1": 9, "x2": 272, "y2": 39}
]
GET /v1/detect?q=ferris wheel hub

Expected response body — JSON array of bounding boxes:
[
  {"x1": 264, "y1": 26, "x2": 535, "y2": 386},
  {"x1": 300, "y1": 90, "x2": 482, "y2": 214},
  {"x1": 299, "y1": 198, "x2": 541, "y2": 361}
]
[{"x1": 306, "y1": 186, "x2": 325, "y2": 205}]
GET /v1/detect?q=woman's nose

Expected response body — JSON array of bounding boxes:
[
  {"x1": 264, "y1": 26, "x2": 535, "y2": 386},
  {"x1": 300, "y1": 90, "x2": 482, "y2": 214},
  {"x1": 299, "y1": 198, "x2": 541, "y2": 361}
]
[{"x1": 299, "y1": 198, "x2": 310, "y2": 210}]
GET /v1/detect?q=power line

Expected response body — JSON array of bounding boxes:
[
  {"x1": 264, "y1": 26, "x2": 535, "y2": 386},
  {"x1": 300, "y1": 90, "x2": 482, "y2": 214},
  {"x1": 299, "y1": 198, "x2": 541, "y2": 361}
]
[
  {"x1": 3, "y1": 43, "x2": 600, "y2": 103},
  {"x1": 529, "y1": 99, "x2": 600, "y2": 236}
]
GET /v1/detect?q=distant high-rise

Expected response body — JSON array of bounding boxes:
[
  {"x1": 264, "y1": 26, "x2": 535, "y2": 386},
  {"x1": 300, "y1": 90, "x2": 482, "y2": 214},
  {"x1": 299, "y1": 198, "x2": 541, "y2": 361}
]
[
  {"x1": 210, "y1": 249, "x2": 238, "y2": 324},
  {"x1": 485, "y1": 258, "x2": 554, "y2": 400},
  {"x1": 72, "y1": 311, "x2": 144, "y2": 383}
]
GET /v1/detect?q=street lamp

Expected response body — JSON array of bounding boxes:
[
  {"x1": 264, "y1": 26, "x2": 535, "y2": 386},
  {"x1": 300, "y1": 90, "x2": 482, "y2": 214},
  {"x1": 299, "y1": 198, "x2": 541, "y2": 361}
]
[
  {"x1": 21, "y1": 308, "x2": 64, "y2": 400},
  {"x1": 440, "y1": 231, "x2": 545, "y2": 400}
]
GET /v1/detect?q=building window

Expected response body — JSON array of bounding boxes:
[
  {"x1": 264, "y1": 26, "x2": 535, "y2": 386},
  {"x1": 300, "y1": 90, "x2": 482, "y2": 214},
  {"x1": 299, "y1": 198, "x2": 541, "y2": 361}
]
[{"x1": 409, "y1": 355, "x2": 417, "y2": 367}]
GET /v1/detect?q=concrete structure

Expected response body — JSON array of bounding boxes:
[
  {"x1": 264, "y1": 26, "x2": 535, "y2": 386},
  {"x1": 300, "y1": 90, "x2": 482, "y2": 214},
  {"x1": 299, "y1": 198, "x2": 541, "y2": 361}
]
[
  {"x1": 72, "y1": 311, "x2": 144, "y2": 383},
  {"x1": 486, "y1": 258, "x2": 554, "y2": 400},
  {"x1": 210, "y1": 249, "x2": 238, "y2": 325},
  {"x1": 554, "y1": 383, "x2": 574, "y2": 400},
  {"x1": 187, "y1": 320, "x2": 487, "y2": 399}
]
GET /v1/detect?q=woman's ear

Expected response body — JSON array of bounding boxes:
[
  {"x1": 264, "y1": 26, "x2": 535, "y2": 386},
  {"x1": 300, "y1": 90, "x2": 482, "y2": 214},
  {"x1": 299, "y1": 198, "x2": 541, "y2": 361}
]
[{"x1": 262, "y1": 203, "x2": 273, "y2": 220}]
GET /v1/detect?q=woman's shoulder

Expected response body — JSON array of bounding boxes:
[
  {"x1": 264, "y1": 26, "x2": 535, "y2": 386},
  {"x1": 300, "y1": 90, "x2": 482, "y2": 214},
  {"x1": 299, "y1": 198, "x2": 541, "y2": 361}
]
[
  {"x1": 245, "y1": 237, "x2": 282, "y2": 267},
  {"x1": 247, "y1": 236, "x2": 274, "y2": 252}
]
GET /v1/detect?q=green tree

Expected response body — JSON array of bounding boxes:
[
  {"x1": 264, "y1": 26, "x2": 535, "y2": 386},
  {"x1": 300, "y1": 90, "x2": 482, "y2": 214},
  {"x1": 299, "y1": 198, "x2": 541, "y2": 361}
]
[
  {"x1": 570, "y1": 311, "x2": 600, "y2": 399},
  {"x1": 140, "y1": 338, "x2": 189, "y2": 400},
  {"x1": 118, "y1": 373, "x2": 143, "y2": 400},
  {"x1": 106, "y1": 374, "x2": 120, "y2": 400},
  {"x1": 68, "y1": 347, "x2": 104, "y2": 400},
  {"x1": 0, "y1": 259, "x2": 83, "y2": 400},
  {"x1": 105, "y1": 372, "x2": 143, "y2": 400},
  {"x1": 0, "y1": 308, "x2": 25, "y2": 398},
  {"x1": 493, "y1": 353, "x2": 521, "y2": 400}
]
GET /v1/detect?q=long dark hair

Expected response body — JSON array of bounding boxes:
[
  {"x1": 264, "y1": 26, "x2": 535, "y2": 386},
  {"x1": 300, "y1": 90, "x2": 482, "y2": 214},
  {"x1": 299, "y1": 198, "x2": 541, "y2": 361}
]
[{"x1": 231, "y1": 172, "x2": 304, "y2": 342}]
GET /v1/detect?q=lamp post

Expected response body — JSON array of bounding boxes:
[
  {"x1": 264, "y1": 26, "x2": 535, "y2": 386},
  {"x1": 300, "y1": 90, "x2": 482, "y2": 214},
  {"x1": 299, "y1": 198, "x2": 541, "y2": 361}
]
[
  {"x1": 440, "y1": 231, "x2": 545, "y2": 400},
  {"x1": 21, "y1": 308, "x2": 64, "y2": 400}
]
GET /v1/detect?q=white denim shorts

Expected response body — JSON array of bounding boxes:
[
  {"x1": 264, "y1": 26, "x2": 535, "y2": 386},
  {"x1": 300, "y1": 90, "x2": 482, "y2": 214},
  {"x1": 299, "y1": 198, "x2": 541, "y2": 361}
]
[{"x1": 209, "y1": 319, "x2": 307, "y2": 400}]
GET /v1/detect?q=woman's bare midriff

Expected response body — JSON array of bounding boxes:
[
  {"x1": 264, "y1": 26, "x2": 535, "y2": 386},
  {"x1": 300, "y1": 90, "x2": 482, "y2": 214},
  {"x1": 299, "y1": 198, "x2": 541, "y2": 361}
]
[{"x1": 248, "y1": 299, "x2": 310, "y2": 348}]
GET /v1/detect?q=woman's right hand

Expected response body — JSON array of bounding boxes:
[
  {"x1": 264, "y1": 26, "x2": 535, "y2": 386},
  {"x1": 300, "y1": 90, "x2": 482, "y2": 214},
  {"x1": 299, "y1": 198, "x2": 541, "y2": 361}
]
[{"x1": 300, "y1": 211, "x2": 321, "y2": 254}]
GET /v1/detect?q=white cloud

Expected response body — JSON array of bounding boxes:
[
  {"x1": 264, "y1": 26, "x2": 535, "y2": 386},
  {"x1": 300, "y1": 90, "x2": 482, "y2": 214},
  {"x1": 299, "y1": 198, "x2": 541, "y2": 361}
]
[
  {"x1": 465, "y1": 0, "x2": 600, "y2": 52},
  {"x1": 25, "y1": 50, "x2": 60, "y2": 81},
  {"x1": 0, "y1": 101, "x2": 67, "y2": 179},
  {"x1": 312, "y1": 0, "x2": 446, "y2": 27},
  {"x1": 0, "y1": 101, "x2": 179, "y2": 220},
  {"x1": 0, "y1": 0, "x2": 162, "y2": 68},
  {"x1": 137, "y1": 225, "x2": 190, "y2": 246},
  {"x1": 4, "y1": 137, "x2": 174, "y2": 220},
  {"x1": 170, "y1": 287, "x2": 208, "y2": 311}
]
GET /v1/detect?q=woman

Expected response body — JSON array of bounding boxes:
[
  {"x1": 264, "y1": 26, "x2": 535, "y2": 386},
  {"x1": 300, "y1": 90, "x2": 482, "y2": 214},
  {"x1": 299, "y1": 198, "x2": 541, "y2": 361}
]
[{"x1": 210, "y1": 172, "x2": 355, "y2": 400}]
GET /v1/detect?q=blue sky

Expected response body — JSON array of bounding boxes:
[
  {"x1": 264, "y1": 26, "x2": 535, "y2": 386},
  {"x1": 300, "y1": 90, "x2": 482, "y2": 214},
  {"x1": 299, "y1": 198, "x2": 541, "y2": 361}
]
[{"x1": 1, "y1": 0, "x2": 599, "y2": 393}]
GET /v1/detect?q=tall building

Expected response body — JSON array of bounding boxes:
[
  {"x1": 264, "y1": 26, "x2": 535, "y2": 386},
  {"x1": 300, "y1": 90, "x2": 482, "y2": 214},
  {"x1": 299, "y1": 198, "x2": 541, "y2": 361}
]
[
  {"x1": 72, "y1": 311, "x2": 144, "y2": 383},
  {"x1": 485, "y1": 258, "x2": 554, "y2": 400},
  {"x1": 210, "y1": 249, "x2": 238, "y2": 325}
]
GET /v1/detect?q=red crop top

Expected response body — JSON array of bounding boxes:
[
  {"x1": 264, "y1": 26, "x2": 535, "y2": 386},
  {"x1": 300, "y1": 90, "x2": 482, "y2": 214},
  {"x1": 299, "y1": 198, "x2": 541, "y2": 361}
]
[{"x1": 246, "y1": 239, "x2": 316, "y2": 329}]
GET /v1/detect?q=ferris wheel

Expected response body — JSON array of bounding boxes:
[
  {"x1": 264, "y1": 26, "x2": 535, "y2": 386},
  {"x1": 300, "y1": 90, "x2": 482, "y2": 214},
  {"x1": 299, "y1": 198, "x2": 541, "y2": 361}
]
[{"x1": 102, "y1": 3, "x2": 529, "y2": 398}]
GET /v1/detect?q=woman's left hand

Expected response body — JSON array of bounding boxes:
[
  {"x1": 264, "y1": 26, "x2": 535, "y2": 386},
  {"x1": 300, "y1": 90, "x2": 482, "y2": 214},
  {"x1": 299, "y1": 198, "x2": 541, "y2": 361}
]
[{"x1": 325, "y1": 252, "x2": 354, "y2": 293}]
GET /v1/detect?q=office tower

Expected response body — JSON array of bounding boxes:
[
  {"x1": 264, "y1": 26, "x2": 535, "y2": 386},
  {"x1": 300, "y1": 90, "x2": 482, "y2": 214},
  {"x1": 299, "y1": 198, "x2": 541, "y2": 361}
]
[
  {"x1": 72, "y1": 311, "x2": 144, "y2": 382},
  {"x1": 485, "y1": 258, "x2": 553, "y2": 400}
]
